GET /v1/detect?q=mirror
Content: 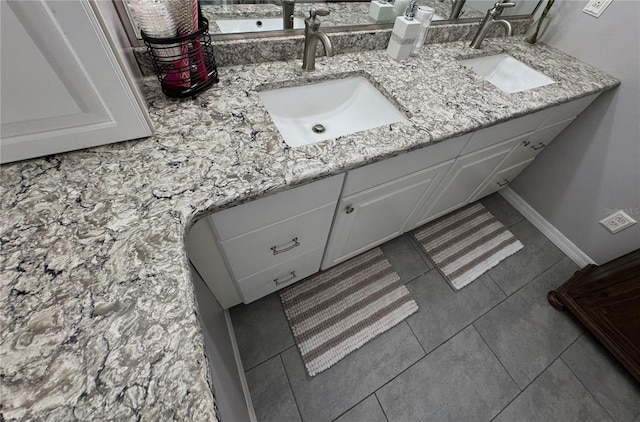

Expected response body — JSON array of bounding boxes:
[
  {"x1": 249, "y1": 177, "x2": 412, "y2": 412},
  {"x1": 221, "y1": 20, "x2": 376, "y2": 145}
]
[
  {"x1": 199, "y1": 0, "x2": 541, "y2": 35},
  {"x1": 120, "y1": 0, "x2": 540, "y2": 41}
]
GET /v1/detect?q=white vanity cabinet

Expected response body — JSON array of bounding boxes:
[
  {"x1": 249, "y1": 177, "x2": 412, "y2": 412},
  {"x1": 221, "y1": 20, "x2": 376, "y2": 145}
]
[
  {"x1": 208, "y1": 174, "x2": 344, "y2": 304},
  {"x1": 411, "y1": 94, "x2": 600, "y2": 223},
  {"x1": 189, "y1": 94, "x2": 602, "y2": 306},
  {"x1": 321, "y1": 160, "x2": 454, "y2": 269},
  {"x1": 469, "y1": 117, "x2": 576, "y2": 201},
  {"x1": 321, "y1": 134, "x2": 470, "y2": 269},
  {"x1": 408, "y1": 134, "x2": 527, "y2": 225}
]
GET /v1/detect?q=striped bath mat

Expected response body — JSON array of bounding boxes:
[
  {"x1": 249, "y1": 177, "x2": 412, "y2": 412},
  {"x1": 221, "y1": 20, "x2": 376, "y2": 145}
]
[
  {"x1": 279, "y1": 247, "x2": 418, "y2": 377},
  {"x1": 412, "y1": 202, "x2": 523, "y2": 290}
]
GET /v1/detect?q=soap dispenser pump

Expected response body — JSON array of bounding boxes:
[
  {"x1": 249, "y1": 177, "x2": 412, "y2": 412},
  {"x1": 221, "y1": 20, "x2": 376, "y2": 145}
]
[
  {"x1": 369, "y1": 0, "x2": 394, "y2": 23},
  {"x1": 386, "y1": 0, "x2": 420, "y2": 61}
]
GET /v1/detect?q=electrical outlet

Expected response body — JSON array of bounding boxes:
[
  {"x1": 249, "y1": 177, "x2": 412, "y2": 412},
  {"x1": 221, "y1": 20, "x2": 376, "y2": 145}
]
[
  {"x1": 583, "y1": 0, "x2": 613, "y2": 17},
  {"x1": 599, "y1": 210, "x2": 637, "y2": 234}
]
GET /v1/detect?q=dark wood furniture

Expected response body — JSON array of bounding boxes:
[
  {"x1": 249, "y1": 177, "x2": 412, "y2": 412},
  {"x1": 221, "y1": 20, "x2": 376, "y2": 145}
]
[{"x1": 548, "y1": 249, "x2": 640, "y2": 383}]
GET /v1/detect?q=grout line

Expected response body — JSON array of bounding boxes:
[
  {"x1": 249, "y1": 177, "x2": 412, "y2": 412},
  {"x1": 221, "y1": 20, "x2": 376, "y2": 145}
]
[
  {"x1": 405, "y1": 320, "x2": 428, "y2": 357},
  {"x1": 407, "y1": 232, "x2": 436, "y2": 271},
  {"x1": 560, "y1": 356, "x2": 618, "y2": 422},
  {"x1": 374, "y1": 392, "x2": 391, "y2": 422},
  {"x1": 329, "y1": 394, "x2": 378, "y2": 422},
  {"x1": 487, "y1": 272, "x2": 508, "y2": 297},
  {"x1": 279, "y1": 352, "x2": 305, "y2": 422},
  {"x1": 487, "y1": 352, "x2": 577, "y2": 422},
  {"x1": 370, "y1": 322, "x2": 487, "y2": 400},
  {"x1": 490, "y1": 253, "x2": 567, "y2": 301},
  {"x1": 484, "y1": 316, "x2": 587, "y2": 421},
  {"x1": 472, "y1": 323, "x2": 522, "y2": 392},
  {"x1": 241, "y1": 342, "x2": 296, "y2": 373}
]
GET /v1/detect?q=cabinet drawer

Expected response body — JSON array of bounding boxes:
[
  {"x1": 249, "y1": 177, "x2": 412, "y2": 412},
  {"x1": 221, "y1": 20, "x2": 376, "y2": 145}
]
[
  {"x1": 236, "y1": 247, "x2": 324, "y2": 303},
  {"x1": 461, "y1": 110, "x2": 549, "y2": 155},
  {"x1": 470, "y1": 158, "x2": 535, "y2": 203},
  {"x1": 540, "y1": 93, "x2": 599, "y2": 127},
  {"x1": 528, "y1": 117, "x2": 575, "y2": 149},
  {"x1": 220, "y1": 203, "x2": 336, "y2": 280},
  {"x1": 342, "y1": 134, "x2": 469, "y2": 197},
  {"x1": 210, "y1": 174, "x2": 344, "y2": 241}
]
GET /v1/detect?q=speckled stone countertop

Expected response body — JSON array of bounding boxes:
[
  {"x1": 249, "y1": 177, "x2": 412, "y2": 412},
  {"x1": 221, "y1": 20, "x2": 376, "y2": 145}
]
[{"x1": 0, "y1": 37, "x2": 618, "y2": 421}]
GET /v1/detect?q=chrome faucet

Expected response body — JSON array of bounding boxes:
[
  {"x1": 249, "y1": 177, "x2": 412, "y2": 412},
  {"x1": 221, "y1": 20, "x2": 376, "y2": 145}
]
[
  {"x1": 470, "y1": 1, "x2": 515, "y2": 49},
  {"x1": 302, "y1": 8, "x2": 335, "y2": 71}
]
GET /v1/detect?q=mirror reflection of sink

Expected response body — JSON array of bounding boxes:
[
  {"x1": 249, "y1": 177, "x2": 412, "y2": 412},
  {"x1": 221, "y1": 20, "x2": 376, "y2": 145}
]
[
  {"x1": 258, "y1": 76, "x2": 406, "y2": 148},
  {"x1": 216, "y1": 17, "x2": 305, "y2": 33},
  {"x1": 458, "y1": 54, "x2": 555, "y2": 93}
]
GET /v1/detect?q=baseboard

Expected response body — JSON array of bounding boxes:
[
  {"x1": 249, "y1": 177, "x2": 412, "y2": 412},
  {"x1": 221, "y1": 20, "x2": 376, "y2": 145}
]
[
  {"x1": 499, "y1": 187, "x2": 596, "y2": 267},
  {"x1": 225, "y1": 310, "x2": 257, "y2": 422}
]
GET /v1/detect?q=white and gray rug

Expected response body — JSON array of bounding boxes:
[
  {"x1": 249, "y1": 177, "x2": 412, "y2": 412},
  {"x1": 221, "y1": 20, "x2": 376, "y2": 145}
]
[
  {"x1": 279, "y1": 247, "x2": 418, "y2": 377},
  {"x1": 412, "y1": 202, "x2": 523, "y2": 290}
]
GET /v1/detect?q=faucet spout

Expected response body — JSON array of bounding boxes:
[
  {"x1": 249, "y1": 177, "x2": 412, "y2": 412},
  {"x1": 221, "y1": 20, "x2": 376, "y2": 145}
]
[
  {"x1": 315, "y1": 32, "x2": 335, "y2": 57},
  {"x1": 469, "y1": 1, "x2": 516, "y2": 49},
  {"x1": 494, "y1": 19, "x2": 513, "y2": 36}
]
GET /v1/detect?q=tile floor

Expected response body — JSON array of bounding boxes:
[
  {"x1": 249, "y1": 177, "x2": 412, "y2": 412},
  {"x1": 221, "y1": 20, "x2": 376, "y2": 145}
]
[{"x1": 230, "y1": 193, "x2": 640, "y2": 422}]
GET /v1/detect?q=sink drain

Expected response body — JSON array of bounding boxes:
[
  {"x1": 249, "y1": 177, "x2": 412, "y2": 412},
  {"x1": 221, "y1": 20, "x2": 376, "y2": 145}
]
[{"x1": 312, "y1": 124, "x2": 326, "y2": 134}]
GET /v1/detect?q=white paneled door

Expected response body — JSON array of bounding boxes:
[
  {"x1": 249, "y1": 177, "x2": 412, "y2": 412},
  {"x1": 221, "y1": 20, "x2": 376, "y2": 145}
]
[{"x1": 0, "y1": 0, "x2": 152, "y2": 164}]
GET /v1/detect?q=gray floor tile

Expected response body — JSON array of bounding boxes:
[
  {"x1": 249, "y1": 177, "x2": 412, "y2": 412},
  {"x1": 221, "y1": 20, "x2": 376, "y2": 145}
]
[
  {"x1": 333, "y1": 395, "x2": 387, "y2": 422},
  {"x1": 474, "y1": 258, "x2": 583, "y2": 389},
  {"x1": 230, "y1": 293, "x2": 295, "y2": 370},
  {"x1": 487, "y1": 219, "x2": 567, "y2": 295},
  {"x1": 494, "y1": 360, "x2": 613, "y2": 422},
  {"x1": 281, "y1": 321, "x2": 424, "y2": 422},
  {"x1": 379, "y1": 234, "x2": 432, "y2": 283},
  {"x1": 562, "y1": 334, "x2": 640, "y2": 422},
  {"x1": 479, "y1": 193, "x2": 525, "y2": 228},
  {"x1": 245, "y1": 355, "x2": 301, "y2": 422},
  {"x1": 406, "y1": 270, "x2": 505, "y2": 354},
  {"x1": 376, "y1": 326, "x2": 520, "y2": 422}
]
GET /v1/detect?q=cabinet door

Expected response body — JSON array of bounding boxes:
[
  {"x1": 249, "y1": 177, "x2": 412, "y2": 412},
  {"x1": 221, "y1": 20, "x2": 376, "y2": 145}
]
[
  {"x1": 321, "y1": 161, "x2": 452, "y2": 269},
  {"x1": 469, "y1": 117, "x2": 577, "y2": 203},
  {"x1": 0, "y1": 1, "x2": 152, "y2": 163},
  {"x1": 413, "y1": 139, "x2": 517, "y2": 224}
]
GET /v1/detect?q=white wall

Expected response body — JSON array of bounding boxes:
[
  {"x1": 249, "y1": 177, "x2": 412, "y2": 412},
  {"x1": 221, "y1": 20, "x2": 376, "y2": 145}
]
[{"x1": 510, "y1": 0, "x2": 640, "y2": 264}]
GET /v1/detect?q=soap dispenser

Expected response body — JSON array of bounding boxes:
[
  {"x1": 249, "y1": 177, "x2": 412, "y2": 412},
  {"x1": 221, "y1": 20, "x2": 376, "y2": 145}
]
[
  {"x1": 386, "y1": 0, "x2": 420, "y2": 61},
  {"x1": 411, "y1": 6, "x2": 435, "y2": 56},
  {"x1": 369, "y1": 0, "x2": 394, "y2": 23}
]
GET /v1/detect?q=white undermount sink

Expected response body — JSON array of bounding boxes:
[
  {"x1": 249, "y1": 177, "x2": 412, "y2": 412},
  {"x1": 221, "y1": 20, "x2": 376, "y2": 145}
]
[
  {"x1": 458, "y1": 54, "x2": 555, "y2": 93},
  {"x1": 258, "y1": 76, "x2": 406, "y2": 148},
  {"x1": 216, "y1": 17, "x2": 304, "y2": 33}
]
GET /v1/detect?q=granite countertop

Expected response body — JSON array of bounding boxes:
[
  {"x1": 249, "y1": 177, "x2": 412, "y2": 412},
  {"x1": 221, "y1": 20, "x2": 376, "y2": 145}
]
[{"x1": 0, "y1": 37, "x2": 619, "y2": 421}]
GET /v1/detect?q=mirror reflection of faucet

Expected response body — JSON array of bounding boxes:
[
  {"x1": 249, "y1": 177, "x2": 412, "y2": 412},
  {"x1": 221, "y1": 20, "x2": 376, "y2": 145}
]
[
  {"x1": 449, "y1": 0, "x2": 466, "y2": 19},
  {"x1": 282, "y1": 0, "x2": 295, "y2": 29}
]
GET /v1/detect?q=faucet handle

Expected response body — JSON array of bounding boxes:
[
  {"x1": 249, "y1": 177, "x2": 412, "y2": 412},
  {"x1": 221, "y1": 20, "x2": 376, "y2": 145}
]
[
  {"x1": 494, "y1": 1, "x2": 515, "y2": 11},
  {"x1": 309, "y1": 7, "x2": 330, "y2": 18}
]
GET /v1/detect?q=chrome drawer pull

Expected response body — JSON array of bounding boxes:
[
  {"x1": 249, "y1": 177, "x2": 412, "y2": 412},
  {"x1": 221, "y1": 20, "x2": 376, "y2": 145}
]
[
  {"x1": 531, "y1": 142, "x2": 546, "y2": 150},
  {"x1": 274, "y1": 271, "x2": 297, "y2": 286},
  {"x1": 271, "y1": 237, "x2": 300, "y2": 255},
  {"x1": 497, "y1": 179, "x2": 510, "y2": 187}
]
